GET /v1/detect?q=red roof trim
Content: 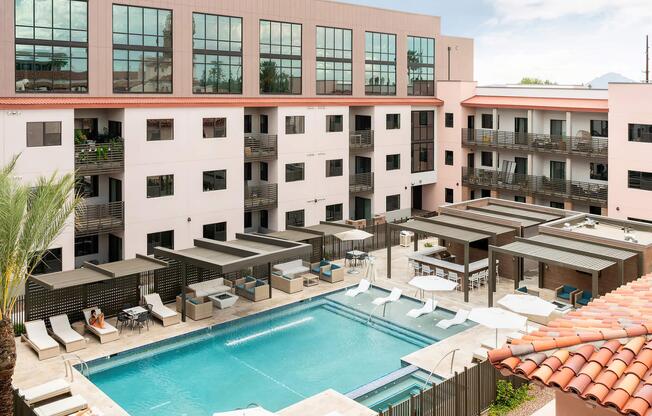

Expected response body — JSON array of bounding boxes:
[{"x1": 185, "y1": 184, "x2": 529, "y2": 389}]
[{"x1": 461, "y1": 95, "x2": 608, "y2": 113}]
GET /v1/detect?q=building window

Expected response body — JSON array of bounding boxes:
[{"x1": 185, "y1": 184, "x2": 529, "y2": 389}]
[
  {"x1": 481, "y1": 151, "x2": 493, "y2": 167},
  {"x1": 481, "y1": 114, "x2": 493, "y2": 129},
  {"x1": 386, "y1": 154, "x2": 400, "y2": 171},
  {"x1": 550, "y1": 119, "x2": 566, "y2": 137},
  {"x1": 628, "y1": 124, "x2": 652, "y2": 143},
  {"x1": 192, "y1": 13, "x2": 242, "y2": 94},
  {"x1": 203, "y1": 170, "x2": 227, "y2": 191},
  {"x1": 146, "y1": 174, "x2": 174, "y2": 198},
  {"x1": 365, "y1": 31, "x2": 396, "y2": 95},
  {"x1": 259, "y1": 20, "x2": 302, "y2": 94},
  {"x1": 260, "y1": 210, "x2": 269, "y2": 228},
  {"x1": 325, "y1": 203, "x2": 343, "y2": 221},
  {"x1": 411, "y1": 142, "x2": 434, "y2": 173},
  {"x1": 75, "y1": 175, "x2": 98, "y2": 197},
  {"x1": 445, "y1": 150, "x2": 454, "y2": 166},
  {"x1": 386, "y1": 194, "x2": 400, "y2": 212},
  {"x1": 481, "y1": 189, "x2": 491, "y2": 198},
  {"x1": 550, "y1": 201, "x2": 564, "y2": 209},
  {"x1": 590, "y1": 120, "x2": 608, "y2": 137},
  {"x1": 316, "y1": 26, "x2": 352, "y2": 95},
  {"x1": 285, "y1": 163, "x2": 305, "y2": 182},
  {"x1": 326, "y1": 159, "x2": 343, "y2": 177},
  {"x1": 202, "y1": 118, "x2": 227, "y2": 138},
  {"x1": 445, "y1": 188, "x2": 454, "y2": 204},
  {"x1": 628, "y1": 170, "x2": 652, "y2": 191},
  {"x1": 112, "y1": 4, "x2": 172, "y2": 93},
  {"x1": 326, "y1": 115, "x2": 343, "y2": 132},
  {"x1": 589, "y1": 206, "x2": 602, "y2": 215},
  {"x1": 285, "y1": 116, "x2": 305, "y2": 134},
  {"x1": 286, "y1": 209, "x2": 305, "y2": 227},
  {"x1": 203, "y1": 222, "x2": 226, "y2": 241},
  {"x1": 26, "y1": 122, "x2": 61, "y2": 147},
  {"x1": 590, "y1": 163, "x2": 608, "y2": 181},
  {"x1": 514, "y1": 196, "x2": 526, "y2": 203},
  {"x1": 407, "y1": 36, "x2": 435, "y2": 96},
  {"x1": 244, "y1": 211, "x2": 252, "y2": 228},
  {"x1": 244, "y1": 115, "x2": 252, "y2": 134},
  {"x1": 260, "y1": 162, "x2": 268, "y2": 181},
  {"x1": 15, "y1": 0, "x2": 88, "y2": 92},
  {"x1": 147, "y1": 230, "x2": 173, "y2": 255},
  {"x1": 386, "y1": 114, "x2": 401, "y2": 130},
  {"x1": 244, "y1": 162, "x2": 252, "y2": 181},
  {"x1": 412, "y1": 111, "x2": 434, "y2": 141},
  {"x1": 74, "y1": 235, "x2": 98, "y2": 257},
  {"x1": 445, "y1": 113, "x2": 454, "y2": 128},
  {"x1": 31, "y1": 248, "x2": 63, "y2": 275},
  {"x1": 146, "y1": 119, "x2": 173, "y2": 141}
]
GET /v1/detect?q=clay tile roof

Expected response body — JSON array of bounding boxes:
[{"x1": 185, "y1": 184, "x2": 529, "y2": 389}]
[{"x1": 488, "y1": 273, "x2": 652, "y2": 415}]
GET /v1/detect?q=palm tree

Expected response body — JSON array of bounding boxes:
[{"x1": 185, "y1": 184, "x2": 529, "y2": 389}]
[{"x1": 0, "y1": 156, "x2": 81, "y2": 415}]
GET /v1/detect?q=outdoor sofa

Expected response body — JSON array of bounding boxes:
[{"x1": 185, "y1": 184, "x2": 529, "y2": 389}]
[{"x1": 186, "y1": 278, "x2": 231, "y2": 297}]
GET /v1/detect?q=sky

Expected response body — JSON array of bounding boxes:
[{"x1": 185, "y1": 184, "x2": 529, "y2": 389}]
[{"x1": 343, "y1": 0, "x2": 652, "y2": 85}]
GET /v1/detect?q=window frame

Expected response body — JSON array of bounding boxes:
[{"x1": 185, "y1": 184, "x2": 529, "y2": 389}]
[
  {"x1": 480, "y1": 151, "x2": 493, "y2": 167},
  {"x1": 445, "y1": 113, "x2": 454, "y2": 128},
  {"x1": 202, "y1": 169, "x2": 227, "y2": 192},
  {"x1": 364, "y1": 31, "x2": 397, "y2": 96},
  {"x1": 386, "y1": 154, "x2": 400, "y2": 171},
  {"x1": 202, "y1": 117, "x2": 227, "y2": 138},
  {"x1": 285, "y1": 162, "x2": 305, "y2": 182},
  {"x1": 286, "y1": 209, "x2": 305, "y2": 227},
  {"x1": 146, "y1": 174, "x2": 174, "y2": 198},
  {"x1": 386, "y1": 114, "x2": 401, "y2": 130},
  {"x1": 445, "y1": 150, "x2": 454, "y2": 166},
  {"x1": 590, "y1": 120, "x2": 608, "y2": 138},
  {"x1": 285, "y1": 116, "x2": 305, "y2": 134},
  {"x1": 26, "y1": 121, "x2": 62, "y2": 147},
  {"x1": 325, "y1": 203, "x2": 343, "y2": 221},
  {"x1": 316, "y1": 25, "x2": 353, "y2": 95},
  {"x1": 146, "y1": 119, "x2": 174, "y2": 141},
  {"x1": 326, "y1": 115, "x2": 344, "y2": 132},
  {"x1": 326, "y1": 159, "x2": 343, "y2": 177},
  {"x1": 259, "y1": 19, "x2": 303, "y2": 95},
  {"x1": 74, "y1": 235, "x2": 99, "y2": 257},
  {"x1": 628, "y1": 170, "x2": 652, "y2": 191},
  {"x1": 385, "y1": 194, "x2": 400, "y2": 212},
  {"x1": 445, "y1": 188, "x2": 454, "y2": 204},
  {"x1": 589, "y1": 163, "x2": 608, "y2": 181},
  {"x1": 481, "y1": 114, "x2": 493, "y2": 129},
  {"x1": 146, "y1": 230, "x2": 174, "y2": 255},
  {"x1": 203, "y1": 221, "x2": 227, "y2": 241},
  {"x1": 407, "y1": 35, "x2": 435, "y2": 96},
  {"x1": 628, "y1": 123, "x2": 652, "y2": 143}
]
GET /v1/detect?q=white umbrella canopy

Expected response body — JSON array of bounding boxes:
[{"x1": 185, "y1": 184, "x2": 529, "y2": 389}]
[
  {"x1": 334, "y1": 229, "x2": 374, "y2": 242},
  {"x1": 498, "y1": 294, "x2": 556, "y2": 317},
  {"x1": 409, "y1": 276, "x2": 458, "y2": 303},
  {"x1": 213, "y1": 407, "x2": 276, "y2": 416},
  {"x1": 469, "y1": 307, "x2": 527, "y2": 348}
]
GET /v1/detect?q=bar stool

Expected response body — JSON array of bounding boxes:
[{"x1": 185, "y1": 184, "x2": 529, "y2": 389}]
[{"x1": 421, "y1": 265, "x2": 433, "y2": 276}]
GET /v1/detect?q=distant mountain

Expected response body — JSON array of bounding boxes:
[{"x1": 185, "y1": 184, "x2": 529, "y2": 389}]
[{"x1": 588, "y1": 72, "x2": 635, "y2": 89}]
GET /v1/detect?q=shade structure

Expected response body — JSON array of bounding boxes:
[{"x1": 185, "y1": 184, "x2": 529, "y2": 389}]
[
  {"x1": 497, "y1": 294, "x2": 556, "y2": 317},
  {"x1": 334, "y1": 229, "x2": 374, "y2": 242},
  {"x1": 469, "y1": 307, "x2": 527, "y2": 348},
  {"x1": 409, "y1": 276, "x2": 458, "y2": 303},
  {"x1": 213, "y1": 407, "x2": 276, "y2": 416}
]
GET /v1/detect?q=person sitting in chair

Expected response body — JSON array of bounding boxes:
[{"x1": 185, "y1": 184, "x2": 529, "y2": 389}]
[{"x1": 89, "y1": 309, "x2": 105, "y2": 329}]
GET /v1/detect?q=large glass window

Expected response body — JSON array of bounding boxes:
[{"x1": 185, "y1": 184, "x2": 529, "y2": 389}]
[
  {"x1": 15, "y1": 0, "x2": 88, "y2": 92},
  {"x1": 203, "y1": 222, "x2": 226, "y2": 241},
  {"x1": 286, "y1": 210, "x2": 305, "y2": 227},
  {"x1": 260, "y1": 20, "x2": 302, "y2": 94},
  {"x1": 326, "y1": 159, "x2": 343, "y2": 177},
  {"x1": 590, "y1": 120, "x2": 608, "y2": 137},
  {"x1": 74, "y1": 235, "x2": 98, "y2": 257},
  {"x1": 407, "y1": 36, "x2": 435, "y2": 96},
  {"x1": 386, "y1": 195, "x2": 400, "y2": 212},
  {"x1": 628, "y1": 170, "x2": 652, "y2": 191},
  {"x1": 325, "y1": 204, "x2": 343, "y2": 222},
  {"x1": 386, "y1": 154, "x2": 400, "y2": 171},
  {"x1": 203, "y1": 169, "x2": 227, "y2": 191},
  {"x1": 285, "y1": 116, "x2": 305, "y2": 134},
  {"x1": 26, "y1": 121, "x2": 61, "y2": 147},
  {"x1": 590, "y1": 163, "x2": 608, "y2": 181},
  {"x1": 192, "y1": 13, "x2": 242, "y2": 94},
  {"x1": 365, "y1": 31, "x2": 396, "y2": 95},
  {"x1": 31, "y1": 248, "x2": 62, "y2": 275},
  {"x1": 411, "y1": 111, "x2": 434, "y2": 173},
  {"x1": 326, "y1": 115, "x2": 343, "y2": 132},
  {"x1": 411, "y1": 142, "x2": 434, "y2": 173},
  {"x1": 285, "y1": 163, "x2": 305, "y2": 182},
  {"x1": 629, "y1": 124, "x2": 652, "y2": 143},
  {"x1": 202, "y1": 118, "x2": 227, "y2": 138},
  {"x1": 316, "y1": 26, "x2": 352, "y2": 95},
  {"x1": 146, "y1": 174, "x2": 174, "y2": 198},
  {"x1": 147, "y1": 230, "x2": 173, "y2": 255},
  {"x1": 146, "y1": 119, "x2": 173, "y2": 141},
  {"x1": 112, "y1": 4, "x2": 172, "y2": 93}
]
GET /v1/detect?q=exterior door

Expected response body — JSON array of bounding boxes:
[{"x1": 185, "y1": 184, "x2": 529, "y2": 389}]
[
  {"x1": 515, "y1": 157, "x2": 528, "y2": 175},
  {"x1": 109, "y1": 178, "x2": 122, "y2": 202},
  {"x1": 355, "y1": 197, "x2": 371, "y2": 220},
  {"x1": 355, "y1": 115, "x2": 372, "y2": 131},
  {"x1": 412, "y1": 185, "x2": 422, "y2": 210},
  {"x1": 355, "y1": 156, "x2": 372, "y2": 174},
  {"x1": 108, "y1": 234, "x2": 122, "y2": 262},
  {"x1": 260, "y1": 115, "x2": 268, "y2": 134},
  {"x1": 550, "y1": 161, "x2": 566, "y2": 180},
  {"x1": 515, "y1": 117, "x2": 528, "y2": 145},
  {"x1": 467, "y1": 153, "x2": 475, "y2": 169}
]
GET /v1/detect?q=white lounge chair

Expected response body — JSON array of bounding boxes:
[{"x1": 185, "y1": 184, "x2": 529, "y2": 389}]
[
  {"x1": 436, "y1": 309, "x2": 469, "y2": 329},
  {"x1": 34, "y1": 394, "x2": 87, "y2": 416},
  {"x1": 407, "y1": 299, "x2": 437, "y2": 318},
  {"x1": 82, "y1": 308, "x2": 119, "y2": 344},
  {"x1": 20, "y1": 379, "x2": 71, "y2": 406},
  {"x1": 49, "y1": 314, "x2": 86, "y2": 352},
  {"x1": 372, "y1": 288, "x2": 402, "y2": 306},
  {"x1": 345, "y1": 279, "x2": 370, "y2": 297},
  {"x1": 144, "y1": 293, "x2": 181, "y2": 327},
  {"x1": 22, "y1": 320, "x2": 59, "y2": 360}
]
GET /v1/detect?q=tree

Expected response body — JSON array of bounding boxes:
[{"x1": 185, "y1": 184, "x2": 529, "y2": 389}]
[
  {"x1": 0, "y1": 156, "x2": 81, "y2": 415},
  {"x1": 519, "y1": 77, "x2": 556, "y2": 85}
]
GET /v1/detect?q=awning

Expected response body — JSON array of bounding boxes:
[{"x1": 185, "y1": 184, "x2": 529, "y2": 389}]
[
  {"x1": 395, "y1": 218, "x2": 491, "y2": 244},
  {"x1": 470, "y1": 204, "x2": 563, "y2": 223},
  {"x1": 461, "y1": 95, "x2": 608, "y2": 113},
  {"x1": 304, "y1": 222, "x2": 355, "y2": 237},
  {"x1": 266, "y1": 229, "x2": 321, "y2": 242},
  {"x1": 428, "y1": 215, "x2": 516, "y2": 236},
  {"x1": 530, "y1": 234, "x2": 637, "y2": 261}
]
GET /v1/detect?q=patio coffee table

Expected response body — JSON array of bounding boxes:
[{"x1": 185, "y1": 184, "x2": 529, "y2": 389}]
[
  {"x1": 208, "y1": 292, "x2": 238, "y2": 309},
  {"x1": 302, "y1": 273, "x2": 319, "y2": 287}
]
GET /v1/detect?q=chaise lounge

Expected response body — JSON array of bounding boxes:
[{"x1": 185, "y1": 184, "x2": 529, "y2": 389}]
[
  {"x1": 82, "y1": 307, "x2": 119, "y2": 344},
  {"x1": 22, "y1": 320, "x2": 60, "y2": 360},
  {"x1": 19, "y1": 379, "x2": 71, "y2": 407},
  {"x1": 144, "y1": 293, "x2": 181, "y2": 326},
  {"x1": 34, "y1": 394, "x2": 88, "y2": 416},
  {"x1": 49, "y1": 314, "x2": 86, "y2": 352},
  {"x1": 436, "y1": 309, "x2": 469, "y2": 329}
]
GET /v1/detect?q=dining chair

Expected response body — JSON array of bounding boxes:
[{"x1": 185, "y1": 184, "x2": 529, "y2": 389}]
[
  {"x1": 435, "y1": 268, "x2": 446, "y2": 279},
  {"x1": 132, "y1": 312, "x2": 149, "y2": 334},
  {"x1": 421, "y1": 265, "x2": 433, "y2": 276},
  {"x1": 116, "y1": 311, "x2": 132, "y2": 334},
  {"x1": 448, "y1": 272, "x2": 460, "y2": 290}
]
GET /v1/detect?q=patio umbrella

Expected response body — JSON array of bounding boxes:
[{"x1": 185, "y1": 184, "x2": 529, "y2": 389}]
[
  {"x1": 408, "y1": 276, "x2": 457, "y2": 303},
  {"x1": 213, "y1": 407, "x2": 276, "y2": 416},
  {"x1": 334, "y1": 229, "x2": 374, "y2": 242},
  {"x1": 497, "y1": 294, "x2": 556, "y2": 317},
  {"x1": 468, "y1": 307, "x2": 527, "y2": 348},
  {"x1": 364, "y1": 256, "x2": 377, "y2": 282}
]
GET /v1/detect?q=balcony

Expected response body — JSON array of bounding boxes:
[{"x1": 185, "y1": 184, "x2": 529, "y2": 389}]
[
  {"x1": 75, "y1": 140, "x2": 124, "y2": 175},
  {"x1": 244, "y1": 134, "x2": 278, "y2": 162},
  {"x1": 349, "y1": 130, "x2": 374, "y2": 152},
  {"x1": 462, "y1": 167, "x2": 608, "y2": 205},
  {"x1": 75, "y1": 201, "x2": 124, "y2": 237},
  {"x1": 349, "y1": 172, "x2": 374, "y2": 193},
  {"x1": 462, "y1": 129, "x2": 608, "y2": 158},
  {"x1": 244, "y1": 183, "x2": 278, "y2": 212}
]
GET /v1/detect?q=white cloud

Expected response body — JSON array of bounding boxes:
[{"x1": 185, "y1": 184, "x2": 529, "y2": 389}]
[{"x1": 475, "y1": 0, "x2": 652, "y2": 84}]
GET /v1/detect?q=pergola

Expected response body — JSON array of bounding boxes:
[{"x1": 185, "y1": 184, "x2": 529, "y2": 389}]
[
  {"x1": 153, "y1": 234, "x2": 311, "y2": 321},
  {"x1": 387, "y1": 216, "x2": 517, "y2": 302},
  {"x1": 268, "y1": 222, "x2": 354, "y2": 262},
  {"x1": 487, "y1": 235, "x2": 637, "y2": 306}
]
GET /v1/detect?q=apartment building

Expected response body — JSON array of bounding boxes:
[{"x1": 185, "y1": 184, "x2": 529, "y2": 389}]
[{"x1": 0, "y1": 0, "x2": 473, "y2": 272}]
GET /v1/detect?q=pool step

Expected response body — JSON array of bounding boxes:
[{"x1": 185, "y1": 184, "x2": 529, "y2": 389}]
[{"x1": 346, "y1": 365, "x2": 420, "y2": 400}]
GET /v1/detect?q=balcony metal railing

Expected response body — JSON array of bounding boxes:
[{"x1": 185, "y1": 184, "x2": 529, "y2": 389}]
[
  {"x1": 75, "y1": 201, "x2": 124, "y2": 237},
  {"x1": 349, "y1": 130, "x2": 374, "y2": 151},
  {"x1": 462, "y1": 167, "x2": 608, "y2": 205},
  {"x1": 244, "y1": 183, "x2": 278, "y2": 212},
  {"x1": 74, "y1": 140, "x2": 124, "y2": 175},
  {"x1": 244, "y1": 134, "x2": 278, "y2": 161},
  {"x1": 462, "y1": 129, "x2": 608, "y2": 158},
  {"x1": 349, "y1": 172, "x2": 374, "y2": 193}
]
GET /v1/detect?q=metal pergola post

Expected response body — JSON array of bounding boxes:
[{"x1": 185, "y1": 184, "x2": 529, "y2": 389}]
[
  {"x1": 386, "y1": 222, "x2": 392, "y2": 280},
  {"x1": 488, "y1": 247, "x2": 495, "y2": 306},
  {"x1": 267, "y1": 262, "x2": 272, "y2": 298},
  {"x1": 463, "y1": 243, "x2": 469, "y2": 302},
  {"x1": 592, "y1": 271, "x2": 599, "y2": 297},
  {"x1": 181, "y1": 263, "x2": 187, "y2": 322}
]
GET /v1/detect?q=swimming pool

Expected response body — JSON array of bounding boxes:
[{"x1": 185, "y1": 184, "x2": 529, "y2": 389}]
[{"x1": 85, "y1": 288, "x2": 472, "y2": 415}]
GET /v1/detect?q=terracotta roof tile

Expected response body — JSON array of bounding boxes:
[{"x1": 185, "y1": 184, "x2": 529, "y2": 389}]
[
  {"x1": 566, "y1": 374, "x2": 593, "y2": 395},
  {"x1": 583, "y1": 383, "x2": 610, "y2": 402},
  {"x1": 549, "y1": 367, "x2": 576, "y2": 389},
  {"x1": 604, "y1": 388, "x2": 632, "y2": 410},
  {"x1": 623, "y1": 397, "x2": 650, "y2": 416}
]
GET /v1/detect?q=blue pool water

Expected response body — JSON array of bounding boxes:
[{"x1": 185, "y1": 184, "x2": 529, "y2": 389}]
[{"x1": 86, "y1": 288, "x2": 471, "y2": 415}]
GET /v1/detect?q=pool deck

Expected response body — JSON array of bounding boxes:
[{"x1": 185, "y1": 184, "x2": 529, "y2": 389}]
[
  {"x1": 12, "y1": 239, "x2": 542, "y2": 415},
  {"x1": 278, "y1": 389, "x2": 376, "y2": 416}
]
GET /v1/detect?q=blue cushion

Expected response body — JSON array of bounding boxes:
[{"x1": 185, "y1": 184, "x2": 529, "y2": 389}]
[
  {"x1": 331, "y1": 264, "x2": 341, "y2": 270},
  {"x1": 312, "y1": 267, "x2": 321, "y2": 274},
  {"x1": 323, "y1": 270, "x2": 332, "y2": 277},
  {"x1": 562, "y1": 285, "x2": 576, "y2": 293},
  {"x1": 320, "y1": 260, "x2": 329, "y2": 267},
  {"x1": 559, "y1": 292, "x2": 571, "y2": 300},
  {"x1": 517, "y1": 286, "x2": 528, "y2": 293}
]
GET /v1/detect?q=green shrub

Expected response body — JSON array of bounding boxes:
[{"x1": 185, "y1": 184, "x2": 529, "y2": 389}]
[
  {"x1": 13, "y1": 323, "x2": 25, "y2": 335},
  {"x1": 489, "y1": 380, "x2": 531, "y2": 416},
  {"x1": 424, "y1": 242, "x2": 433, "y2": 248}
]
